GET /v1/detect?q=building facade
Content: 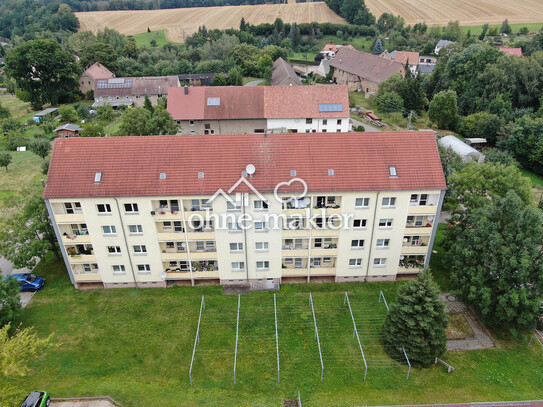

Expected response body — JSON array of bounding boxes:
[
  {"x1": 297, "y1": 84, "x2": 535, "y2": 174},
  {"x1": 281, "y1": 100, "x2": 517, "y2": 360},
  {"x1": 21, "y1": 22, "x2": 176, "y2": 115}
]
[
  {"x1": 79, "y1": 62, "x2": 115, "y2": 96},
  {"x1": 44, "y1": 133, "x2": 446, "y2": 290},
  {"x1": 167, "y1": 85, "x2": 351, "y2": 135}
]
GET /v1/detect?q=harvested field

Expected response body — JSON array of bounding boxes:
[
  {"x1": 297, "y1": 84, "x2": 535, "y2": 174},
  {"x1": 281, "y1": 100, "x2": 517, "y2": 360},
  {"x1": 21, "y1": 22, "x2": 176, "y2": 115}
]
[
  {"x1": 76, "y1": 3, "x2": 346, "y2": 42},
  {"x1": 365, "y1": 0, "x2": 543, "y2": 27}
]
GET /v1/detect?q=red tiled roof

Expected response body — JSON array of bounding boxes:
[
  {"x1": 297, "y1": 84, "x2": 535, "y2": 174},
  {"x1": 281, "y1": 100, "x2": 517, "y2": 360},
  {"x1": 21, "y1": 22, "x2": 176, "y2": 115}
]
[
  {"x1": 331, "y1": 48, "x2": 405, "y2": 83},
  {"x1": 94, "y1": 76, "x2": 179, "y2": 97},
  {"x1": 167, "y1": 85, "x2": 349, "y2": 120},
  {"x1": 82, "y1": 62, "x2": 114, "y2": 81},
  {"x1": 499, "y1": 47, "x2": 523, "y2": 56},
  {"x1": 323, "y1": 44, "x2": 356, "y2": 53},
  {"x1": 43, "y1": 132, "x2": 446, "y2": 199},
  {"x1": 393, "y1": 51, "x2": 420, "y2": 66}
]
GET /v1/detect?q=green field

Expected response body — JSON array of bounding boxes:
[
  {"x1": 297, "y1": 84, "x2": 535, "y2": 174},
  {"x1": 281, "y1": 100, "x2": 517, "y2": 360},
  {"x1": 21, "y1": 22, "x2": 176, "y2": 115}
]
[
  {"x1": 0, "y1": 95, "x2": 34, "y2": 119},
  {"x1": 0, "y1": 150, "x2": 42, "y2": 204},
  {"x1": 520, "y1": 168, "x2": 543, "y2": 187},
  {"x1": 130, "y1": 30, "x2": 171, "y2": 48},
  {"x1": 460, "y1": 22, "x2": 543, "y2": 36},
  {"x1": 2, "y1": 239, "x2": 543, "y2": 406}
]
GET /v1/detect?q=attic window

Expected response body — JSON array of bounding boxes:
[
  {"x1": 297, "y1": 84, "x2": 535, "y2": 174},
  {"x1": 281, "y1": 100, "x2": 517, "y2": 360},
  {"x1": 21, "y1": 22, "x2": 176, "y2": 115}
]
[
  {"x1": 94, "y1": 172, "x2": 102, "y2": 184},
  {"x1": 319, "y1": 103, "x2": 343, "y2": 112},
  {"x1": 207, "y1": 97, "x2": 220, "y2": 106},
  {"x1": 160, "y1": 173, "x2": 166, "y2": 180},
  {"x1": 328, "y1": 169, "x2": 335, "y2": 176},
  {"x1": 290, "y1": 170, "x2": 296, "y2": 177},
  {"x1": 198, "y1": 172, "x2": 205, "y2": 179},
  {"x1": 389, "y1": 166, "x2": 397, "y2": 177}
]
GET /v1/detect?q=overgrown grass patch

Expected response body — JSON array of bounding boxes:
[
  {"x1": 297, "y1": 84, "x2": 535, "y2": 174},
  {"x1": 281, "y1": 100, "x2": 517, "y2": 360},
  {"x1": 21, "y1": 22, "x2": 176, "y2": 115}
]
[
  {"x1": 1, "y1": 95, "x2": 34, "y2": 118},
  {"x1": 130, "y1": 30, "x2": 171, "y2": 48},
  {"x1": 0, "y1": 150, "x2": 42, "y2": 201}
]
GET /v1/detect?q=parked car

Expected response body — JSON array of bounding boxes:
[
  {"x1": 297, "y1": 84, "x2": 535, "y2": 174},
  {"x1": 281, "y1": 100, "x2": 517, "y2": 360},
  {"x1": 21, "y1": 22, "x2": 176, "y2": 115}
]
[
  {"x1": 9, "y1": 273, "x2": 45, "y2": 292},
  {"x1": 20, "y1": 391, "x2": 51, "y2": 407}
]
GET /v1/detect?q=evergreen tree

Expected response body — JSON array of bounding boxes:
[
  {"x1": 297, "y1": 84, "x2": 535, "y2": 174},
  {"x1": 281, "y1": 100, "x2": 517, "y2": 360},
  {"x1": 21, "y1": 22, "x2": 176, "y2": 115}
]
[
  {"x1": 143, "y1": 95, "x2": 154, "y2": 113},
  {"x1": 373, "y1": 38, "x2": 383, "y2": 55},
  {"x1": 381, "y1": 270, "x2": 448, "y2": 367},
  {"x1": 500, "y1": 19, "x2": 512, "y2": 35}
]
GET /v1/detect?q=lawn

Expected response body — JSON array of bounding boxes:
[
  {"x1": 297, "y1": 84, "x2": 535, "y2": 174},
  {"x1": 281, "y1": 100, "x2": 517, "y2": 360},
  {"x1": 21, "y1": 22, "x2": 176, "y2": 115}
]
[
  {"x1": 2, "y1": 244, "x2": 543, "y2": 406},
  {"x1": 429, "y1": 223, "x2": 452, "y2": 292},
  {"x1": 130, "y1": 30, "x2": 171, "y2": 48},
  {"x1": 0, "y1": 95, "x2": 34, "y2": 118},
  {"x1": 520, "y1": 168, "x2": 543, "y2": 187},
  {"x1": 0, "y1": 151, "x2": 43, "y2": 205}
]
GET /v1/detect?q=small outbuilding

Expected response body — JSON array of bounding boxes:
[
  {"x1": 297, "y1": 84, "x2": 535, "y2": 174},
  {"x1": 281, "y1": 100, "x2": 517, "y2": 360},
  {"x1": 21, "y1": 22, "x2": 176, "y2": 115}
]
[
  {"x1": 54, "y1": 123, "x2": 83, "y2": 137},
  {"x1": 438, "y1": 135, "x2": 485, "y2": 163}
]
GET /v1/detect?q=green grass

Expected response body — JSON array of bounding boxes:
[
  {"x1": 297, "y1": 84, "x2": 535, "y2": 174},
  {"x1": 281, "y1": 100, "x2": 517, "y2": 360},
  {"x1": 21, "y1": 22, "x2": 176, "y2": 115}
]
[
  {"x1": 103, "y1": 116, "x2": 122, "y2": 136},
  {"x1": 2, "y1": 248, "x2": 543, "y2": 406},
  {"x1": 0, "y1": 95, "x2": 34, "y2": 118},
  {"x1": 0, "y1": 150, "x2": 43, "y2": 203},
  {"x1": 519, "y1": 168, "x2": 543, "y2": 187},
  {"x1": 460, "y1": 22, "x2": 543, "y2": 36},
  {"x1": 130, "y1": 30, "x2": 171, "y2": 48},
  {"x1": 429, "y1": 223, "x2": 451, "y2": 292}
]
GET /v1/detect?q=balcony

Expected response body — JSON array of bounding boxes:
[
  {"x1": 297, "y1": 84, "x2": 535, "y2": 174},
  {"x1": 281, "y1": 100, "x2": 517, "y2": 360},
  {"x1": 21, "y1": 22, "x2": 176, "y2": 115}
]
[
  {"x1": 61, "y1": 232, "x2": 91, "y2": 244},
  {"x1": 153, "y1": 210, "x2": 183, "y2": 221},
  {"x1": 161, "y1": 251, "x2": 189, "y2": 261},
  {"x1": 398, "y1": 255, "x2": 425, "y2": 271},
  {"x1": 74, "y1": 273, "x2": 102, "y2": 282},
  {"x1": 282, "y1": 268, "x2": 307, "y2": 277},
  {"x1": 407, "y1": 205, "x2": 438, "y2": 215},
  {"x1": 310, "y1": 267, "x2": 336, "y2": 276},
  {"x1": 55, "y1": 213, "x2": 86, "y2": 223}
]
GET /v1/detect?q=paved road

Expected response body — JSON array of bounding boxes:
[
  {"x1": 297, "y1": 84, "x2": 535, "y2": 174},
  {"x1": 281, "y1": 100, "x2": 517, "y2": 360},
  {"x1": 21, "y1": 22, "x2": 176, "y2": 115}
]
[
  {"x1": 1, "y1": 256, "x2": 36, "y2": 308},
  {"x1": 244, "y1": 79, "x2": 265, "y2": 86},
  {"x1": 351, "y1": 117, "x2": 382, "y2": 133}
]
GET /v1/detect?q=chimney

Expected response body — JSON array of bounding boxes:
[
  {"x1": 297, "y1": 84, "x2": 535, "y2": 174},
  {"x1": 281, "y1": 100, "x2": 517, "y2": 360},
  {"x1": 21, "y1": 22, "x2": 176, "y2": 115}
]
[{"x1": 184, "y1": 85, "x2": 189, "y2": 95}]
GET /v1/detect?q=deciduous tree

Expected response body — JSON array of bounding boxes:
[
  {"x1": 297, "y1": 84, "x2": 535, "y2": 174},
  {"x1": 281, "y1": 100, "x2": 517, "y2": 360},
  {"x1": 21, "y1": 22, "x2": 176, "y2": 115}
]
[
  {"x1": 447, "y1": 191, "x2": 543, "y2": 333},
  {"x1": 428, "y1": 90, "x2": 458, "y2": 130},
  {"x1": 0, "y1": 276, "x2": 20, "y2": 328},
  {"x1": 0, "y1": 151, "x2": 12, "y2": 172},
  {"x1": 28, "y1": 139, "x2": 51, "y2": 161},
  {"x1": 381, "y1": 270, "x2": 448, "y2": 367},
  {"x1": 5, "y1": 39, "x2": 80, "y2": 109}
]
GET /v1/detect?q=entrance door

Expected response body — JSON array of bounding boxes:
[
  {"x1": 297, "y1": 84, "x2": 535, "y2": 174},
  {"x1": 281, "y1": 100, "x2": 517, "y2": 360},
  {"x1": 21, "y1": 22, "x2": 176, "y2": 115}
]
[{"x1": 266, "y1": 278, "x2": 274, "y2": 289}]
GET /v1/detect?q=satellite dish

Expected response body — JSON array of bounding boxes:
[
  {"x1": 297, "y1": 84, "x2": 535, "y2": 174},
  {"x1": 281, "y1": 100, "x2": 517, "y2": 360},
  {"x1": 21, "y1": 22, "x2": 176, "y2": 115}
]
[
  {"x1": 303, "y1": 197, "x2": 311, "y2": 205},
  {"x1": 428, "y1": 215, "x2": 434, "y2": 221},
  {"x1": 246, "y1": 164, "x2": 256, "y2": 175}
]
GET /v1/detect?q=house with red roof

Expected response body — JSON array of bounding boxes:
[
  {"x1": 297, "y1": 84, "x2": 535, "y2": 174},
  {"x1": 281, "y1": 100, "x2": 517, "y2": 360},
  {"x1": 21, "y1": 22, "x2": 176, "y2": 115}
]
[
  {"x1": 79, "y1": 62, "x2": 115, "y2": 96},
  {"x1": 499, "y1": 47, "x2": 523, "y2": 57},
  {"x1": 330, "y1": 48, "x2": 405, "y2": 93},
  {"x1": 320, "y1": 44, "x2": 356, "y2": 59},
  {"x1": 43, "y1": 132, "x2": 446, "y2": 289},
  {"x1": 166, "y1": 85, "x2": 350, "y2": 135}
]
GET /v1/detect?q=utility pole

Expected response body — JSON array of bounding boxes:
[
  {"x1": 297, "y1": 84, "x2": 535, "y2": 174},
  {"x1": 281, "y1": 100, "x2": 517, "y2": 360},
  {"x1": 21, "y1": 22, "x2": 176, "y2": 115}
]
[{"x1": 407, "y1": 110, "x2": 414, "y2": 130}]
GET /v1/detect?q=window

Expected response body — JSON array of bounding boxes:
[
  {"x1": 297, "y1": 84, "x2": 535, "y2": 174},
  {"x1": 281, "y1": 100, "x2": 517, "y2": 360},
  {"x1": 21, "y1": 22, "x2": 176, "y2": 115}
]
[
  {"x1": 254, "y1": 200, "x2": 269, "y2": 210},
  {"x1": 256, "y1": 242, "x2": 269, "y2": 251},
  {"x1": 294, "y1": 258, "x2": 303, "y2": 268},
  {"x1": 254, "y1": 221, "x2": 266, "y2": 231},
  {"x1": 376, "y1": 239, "x2": 390, "y2": 248},
  {"x1": 102, "y1": 225, "x2": 116, "y2": 235},
  {"x1": 97, "y1": 203, "x2": 111, "y2": 214},
  {"x1": 227, "y1": 201, "x2": 241, "y2": 211},
  {"x1": 407, "y1": 216, "x2": 424, "y2": 227},
  {"x1": 389, "y1": 166, "x2": 397, "y2": 177},
  {"x1": 374, "y1": 258, "x2": 387, "y2": 266},
  {"x1": 353, "y1": 219, "x2": 367, "y2": 229},
  {"x1": 284, "y1": 258, "x2": 293, "y2": 264},
  {"x1": 337, "y1": 119, "x2": 342, "y2": 125},
  {"x1": 174, "y1": 221, "x2": 183, "y2": 232},
  {"x1": 379, "y1": 218, "x2": 393, "y2": 228},
  {"x1": 319, "y1": 103, "x2": 343, "y2": 112},
  {"x1": 254, "y1": 128, "x2": 265, "y2": 133},
  {"x1": 230, "y1": 243, "x2": 243, "y2": 252},
  {"x1": 322, "y1": 119, "x2": 328, "y2": 125},
  {"x1": 306, "y1": 118, "x2": 312, "y2": 124},
  {"x1": 256, "y1": 261, "x2": 269, "y2": 270},
  {"x1": 322, "y1": 129, "x2": 327, "y2": 132},
  {"x1": 129, "y1": 225, "x2": 143, "y2": 234},
  {"x1": 189, "y1": 120, "x2": 195, "y2": 125},
  {"x1": 170, "y1": 200, "x2": 180, "y2": 211},
  {"x1": 323, "y1": 257, "x2": 332, "y2": 264},
  {"x1": 205, "y1": 123, "x2": 210, "y2": 129},
  {"x1": 112, "y1": 265, "x2": 126, "y2": 274},
  {"x1": 355, "y1": 198, "x2": 369, "y2": 208},
  {"x1": 336, "y1": 129, "x2": 341, "y2": 132},
  {"x1": 124, "y1": 203, "x2": 139, "y2": 213},
  {"x1": 314, "y1": 238, "x2": 322, "y2": 248},
  {"x1": 232, "y1": 262, "x2": 245, "y2": 271},
  {"x1": 137, "y1": 264, "x2": 151, "y2": 273},
  {"x1": 163, "y1": 221, "x2": 172, "y2": 229},
  {"x1": 382, "y1": 197, "x2": 396, "y2": 208},
  {"x1": 410, "y1": 194, "x2": 428, "y2": 206},
  {"x1": 349, "y1": 258, "x2": 362, "y2": 268},
  {"x1": 228, "y1": 221, "x2": 242, "y2": 232},
  {"x1": 107, "y1": 246, "x2": 121, "y2": 254},
  {"x1": 177, "y1": 242, "x2": 185, "y2": 252},
  {"x1": 133, "y1": 245, "x2": 147, "y2": 254},
  {"x1": 64, "y1": 202, "x2": 82, "y2": 214},
  {"x1": 351, "y1": 240, "x2": 364, "y2": 249},
  {"x1": 313, "y1": 258, "x2": 321, "y2": 267}
]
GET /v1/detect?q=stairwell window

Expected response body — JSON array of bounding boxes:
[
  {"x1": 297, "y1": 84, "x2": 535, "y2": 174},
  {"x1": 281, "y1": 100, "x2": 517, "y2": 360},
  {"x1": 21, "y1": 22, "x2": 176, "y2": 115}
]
[
  {"x1": 97, "y1": 203, "x2": 111, "y2": 214},
  {"x1": 256, "y1": 261, "x2": 269, "y2": 271},
  {"x1": 349, "y1": 258, "x2": 362, "y2": 268},
  {"x1": 376, "y1": 239, "x2": 390, "y2": 248},
  {"x1": 129, "y1": 225, "x2": 143, "y2": 235},
  {"x1": 124, "y1": 203, "x2": 139, "y2": 213},
  {"x1": 102, "y1": 225, "x2": 117, "y2": 235},
  {"x1": 133, "y1": 245, "x2": 147, "y2": 255},
  {"x1": 382, "y1": 197, "x2": 396, "y2": 208}
]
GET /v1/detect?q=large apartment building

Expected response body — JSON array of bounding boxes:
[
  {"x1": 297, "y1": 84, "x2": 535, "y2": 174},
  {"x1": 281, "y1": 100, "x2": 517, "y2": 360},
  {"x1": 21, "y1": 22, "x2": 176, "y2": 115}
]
[
  {"x1": 43, "y1": 132, "x2": 446, "y2": 290},
  {"x1": 166, "y1": 85, "x2": 350, "y2": 135}
]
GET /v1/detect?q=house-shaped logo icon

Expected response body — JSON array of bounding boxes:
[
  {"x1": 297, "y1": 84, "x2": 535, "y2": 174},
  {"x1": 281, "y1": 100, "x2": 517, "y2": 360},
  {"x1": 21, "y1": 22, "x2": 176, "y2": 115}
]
[{"x1": 206, "y1": 176, "x2": 268, "y2": 207}]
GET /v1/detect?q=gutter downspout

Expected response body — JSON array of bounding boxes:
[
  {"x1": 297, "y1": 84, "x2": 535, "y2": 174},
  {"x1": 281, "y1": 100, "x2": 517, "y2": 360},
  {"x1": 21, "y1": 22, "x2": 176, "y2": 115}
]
[
  {"x1": 425, "y1": 189, "x2": 446, "y2": 268},
  {"x1": 44, "y1": 199, "x2": 75, "y2": 285},
  {"x1": 114, "y1": 198, "x2": 137, "y2": 289},
  {"x1": 307, "y1": 197, "x2": 313, "y2": 283},
  {"x1": 365, "y1": 192, "x2": 380, "y2": 282},
  {"x1": 242, "y1": 193, "x2": 249, "y2": 284}
]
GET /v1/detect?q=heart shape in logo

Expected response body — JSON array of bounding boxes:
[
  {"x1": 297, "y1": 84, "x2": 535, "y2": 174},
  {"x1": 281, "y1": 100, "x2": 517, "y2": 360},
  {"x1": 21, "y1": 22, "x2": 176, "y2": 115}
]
[{"x1": 273, "y1": 177, "x2": 308, "y2": 203}]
